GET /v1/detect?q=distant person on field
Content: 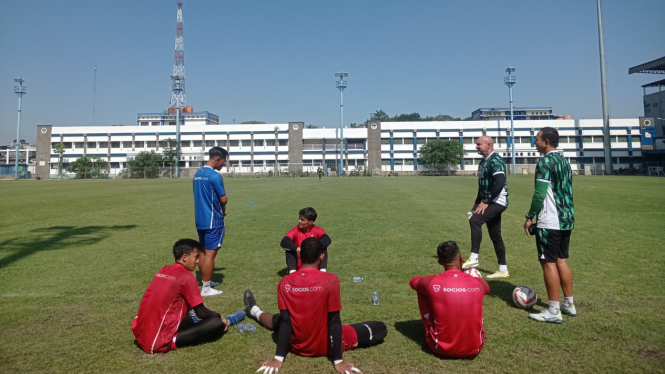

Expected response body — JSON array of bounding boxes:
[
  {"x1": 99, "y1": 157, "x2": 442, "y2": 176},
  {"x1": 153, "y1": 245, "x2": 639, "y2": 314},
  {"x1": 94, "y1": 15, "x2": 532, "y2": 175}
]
[
  {"x1": 132, "y1": 239, "x2": 230, "y2": 353},
  {"x1": 524, "y1": 127, "x2": 576, "y2": 324},
  {"x1": 410, "y1": 241, "x2": 489, "y2": 359},
  {"x1": 245, "y1": 237, "x2": 387, "y2": 374},
  {"x1": 280, "y1": 207, "x2": 332, "y2": 273},
  {"x1": 318, "y1": 166, "x2": 324, "y2": 181},
  {"x1": 193, "y1": 147, "x2": 229, "y2": 296},
  {"x1": 463, "y1": 136, "x2": 510, "y2": 279}
]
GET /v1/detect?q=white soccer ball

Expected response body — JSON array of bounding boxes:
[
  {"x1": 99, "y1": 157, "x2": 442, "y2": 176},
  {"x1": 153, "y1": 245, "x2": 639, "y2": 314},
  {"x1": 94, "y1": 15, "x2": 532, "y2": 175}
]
[
  {"x1": 512, "y1": 286, "x2": 537, "y2": 309},
  {"x1": 464, "y1": 268, "x2": 482, "y2": 278}
]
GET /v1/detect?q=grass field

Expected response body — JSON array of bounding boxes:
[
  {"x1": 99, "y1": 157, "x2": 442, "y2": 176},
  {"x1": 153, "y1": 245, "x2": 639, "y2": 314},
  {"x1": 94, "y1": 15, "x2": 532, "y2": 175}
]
[{"x1": 1, "y1": 175, "x2": 664, "y2": 374}]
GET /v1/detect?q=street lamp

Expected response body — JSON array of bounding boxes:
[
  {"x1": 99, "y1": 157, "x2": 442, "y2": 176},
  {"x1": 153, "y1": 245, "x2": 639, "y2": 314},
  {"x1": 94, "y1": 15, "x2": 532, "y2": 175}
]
[
  {"x1": 171, "y1": 75, "x2": 184, "y2": 177},
  {"x1": 335, "y1": 72, "x2": 348, "y2": 177},
  {"x1": 14, "y1": 77, "x2": 27, "y2": 180},
  {"x1": 504, "y1": 67, "x2": 516, "y2": 175}
]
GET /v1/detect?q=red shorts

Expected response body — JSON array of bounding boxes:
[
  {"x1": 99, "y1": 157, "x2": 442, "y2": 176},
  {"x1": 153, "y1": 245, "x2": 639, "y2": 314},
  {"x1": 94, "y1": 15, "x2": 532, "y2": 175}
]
[{"x1": 341, "y1": 325, "x2": 359, "y2": 352}]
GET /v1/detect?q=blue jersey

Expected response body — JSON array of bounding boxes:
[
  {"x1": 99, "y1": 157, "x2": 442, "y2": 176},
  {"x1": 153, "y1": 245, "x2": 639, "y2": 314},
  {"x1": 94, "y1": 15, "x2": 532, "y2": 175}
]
[{"x1": 193, "y1": 166, "x2": 226, "y2": 229}]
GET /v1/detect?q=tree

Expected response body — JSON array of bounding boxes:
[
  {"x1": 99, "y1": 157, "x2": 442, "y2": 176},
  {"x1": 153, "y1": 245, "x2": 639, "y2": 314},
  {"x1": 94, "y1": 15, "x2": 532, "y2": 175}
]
[
  {"x1": 161, "y1": 138, "x2": 179, "y2": 167},
  {"x1": 369, "y1": 110, "x2": 390, "y2": 122},
  {"x1": 241, "y1": 121, "x2": 266, "y2": 124},
  {"x1": 66, "y1": 156, "x2": 109, "y2": 179},
  {"x1": 418, "y1": 139, "x2": 465, "y2": 175},
  {"x1": 305, "y1": 124, "x2": 318, "y2": 129},
  {"x1": 128, "y1": 151, "x2": 163, "y2": 178},
  {"x1": 53, "y1": 143, "x2": 66, "y2": 175}
]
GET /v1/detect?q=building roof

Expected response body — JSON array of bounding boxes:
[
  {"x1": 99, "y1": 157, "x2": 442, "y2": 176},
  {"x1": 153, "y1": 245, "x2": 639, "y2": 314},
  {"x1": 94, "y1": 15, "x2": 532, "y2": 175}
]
[
  {"x1": 629, "y1": 56, "x2": 665, "y2": 74},
  {"x1": 642, "y1": 78, "x2": 665, "y2": 88}
]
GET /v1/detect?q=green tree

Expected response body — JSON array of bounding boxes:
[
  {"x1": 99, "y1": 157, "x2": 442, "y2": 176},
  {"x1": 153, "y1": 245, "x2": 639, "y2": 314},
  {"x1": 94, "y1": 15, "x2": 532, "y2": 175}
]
[
  {"x1": 53, "y1": 143, "x2": 66, "y2": 175},
  {"x1": 65, "y1": 156, "x2": 110, "y2": 179},
  {"x1": 370, "y1": 110, "x2": 390, "y2": 122},
  {"x1": 305, "y1": 124, "x2": 318, "y2": 129},
  {"x1": 128, "y1": 151, "x2": 163, "y2": 178},
  {"x1": 241, "y1": 121, "x2": 266, "y2": 124},
  {"x1": 161, "y1": 138, "x2": 179, "y2": 167},
  {"x1": 418, "y1": 139, "x2": 464, "y2": 175}
]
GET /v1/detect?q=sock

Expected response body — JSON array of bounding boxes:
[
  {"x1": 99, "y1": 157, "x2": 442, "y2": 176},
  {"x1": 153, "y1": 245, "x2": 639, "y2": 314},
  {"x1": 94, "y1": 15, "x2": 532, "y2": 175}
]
[
  {"x1": 202, "y1": 281, "x2": 210, "y2": 289},
  {"x1": 564, "y1": 296, "x2": 574, "y2": 306},
  {"x1": 470, "y1": 253, "x2": 479, "y2": 261},
  {"x1": 499, "y1": 265, "x2": 508, "y2": 273},
  {"x1": 250, "y1": 306, "x2": 262, "y2": 319},
  {"x1": 289, "y1": 270, "x2": 296, "y2": 274},
  {"x1": 548, "y1": 301, "x2": 560, "y2": 315},
  {"x1": 319, "y1": 268, "x2": 327, "y2": 272}
]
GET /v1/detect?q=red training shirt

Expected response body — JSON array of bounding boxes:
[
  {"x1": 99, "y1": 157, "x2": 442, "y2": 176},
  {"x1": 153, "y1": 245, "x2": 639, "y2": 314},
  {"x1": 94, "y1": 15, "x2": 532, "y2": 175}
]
[
  {"x1": 132, "y1": 263, "x2": 203, "y2": 353},
  {"x1": 409, "y1": 269, "x2": 490, "y2": 358},
  {"x1": 277, "y1": 267, "x2": 342, "y2": 357},
  {"x1": 285, "y1": 225, "x2": 327, "y2": 269}
]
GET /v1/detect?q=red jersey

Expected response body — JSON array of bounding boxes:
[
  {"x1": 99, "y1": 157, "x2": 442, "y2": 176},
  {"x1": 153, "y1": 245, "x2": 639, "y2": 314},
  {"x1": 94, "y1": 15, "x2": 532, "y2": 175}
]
[
  {"x1": 285, "y1": 225, "x2": 327, "y2": 269},
  {"x1": 132, "y1": 263, "x2": 203, "y2": 353},
  {"x1": 277, "y1": 267, "x2": 342, "y2": 357},
  {"x1": 409, "y1": 269, "x2": 489, "y2": 358}
]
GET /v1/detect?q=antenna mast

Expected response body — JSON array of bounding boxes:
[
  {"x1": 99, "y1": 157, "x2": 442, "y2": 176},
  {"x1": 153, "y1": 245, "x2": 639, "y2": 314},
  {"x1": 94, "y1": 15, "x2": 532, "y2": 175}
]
[
  {"x1": 92, "y1": 66, "x2": 97, "y2": 126},
  {"x1": 170, "y1": 1, "x2": 186, "y2": 109}
]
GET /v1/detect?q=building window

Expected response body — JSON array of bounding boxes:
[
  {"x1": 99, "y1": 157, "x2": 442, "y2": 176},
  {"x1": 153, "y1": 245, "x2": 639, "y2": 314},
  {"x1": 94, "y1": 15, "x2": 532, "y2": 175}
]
[
  {"x1": 229, "y1": 140, "x2": 239, "y2": 147},
  {"x1": 527, "y1": 158, "x2": 538, "y2": 164},
  {"x1": 279, "y1": 160, "x2": 289, "y2": 166},
  {"x1": 241, "y1": 160, "x2": 251, "y2": 166},
  {"x1": 568, "y1": 157, "x2": 578, "y2": 164},
  {"x1": 474, "y1": 158, "x2": 482, "y2": 165},
  {"x1": 87, "y1": 142, "x2": 96, "y2": 148},
  {"x1": 462, "y1": 138, "x2": 472, "y2": 144},
  {"x1": 110, "y1": 162, "x2": 120, "y2": 168},
  {"x1": 464, "y1": 159, "x2": 473, "y2": 165},
  {"x1": 303, "y1": 160, "x2": 313, "y2": 166},
  {"x1": 99, "y1": 142, "x2": 108, "y2": 148},
  {"x1": 141, "y1": 122, "x2": 149, "y2": 126},
  {"x1": 254, "y1": 140, "x2": 264, "y2": 147},
  {"x1": 193, "y1": 140, "x2": 203, "y2": 147},
  {"x1": 180, "y1": 141, "x2": 191, "y2": 148},
  {"x1": 381, "y1": 138, "x2": 391, "y2": 144},
  {"x1": 631, "y1": 136, "x2": 640, "y2": 144},
  {"x1": 152, "y1": 122, "x2": 160, "y2": 126},
  {"x1": 241, "y1": 140, "x2": 252, "y2": 147},
  {"x1": 254, "y1": 160, "x2": 264, "y2": 166},
  {"x1": 74, "y1": 142, "x2": 84, "y2": 148},
  {"x1": 592, "y1": 137, "x2": 604, "y2": 143},
  {"x1": 168, "y1": 121, "x2": 176, "y2": 126},
  {"x1": 266, "y1": 160, "x2": 275, "y2": 166},
  {"x1": 122, "y1": 141, "x2": 132, "y2": 148},
  {"x1": 266, "y1": 139, "x2": 276, "y2": 147},
  {"x1": 394, "y1": 159, "x2": 403, "y2": 165},
  {"x1": 110, "y1": 142, "x2": 120, "y2": 149},
  {"x1": 278, "y1": 139, "x2": 288, "y2": 146},
  {"x1": 381, "y1": 159, "x2": 391, "y2": 165},
  {"x1": 582, "y1": 137, "x2": 592, "y2": 143},
  {"x1": 205, "y1": 140, "x2": 215, "y2": 147},
  {"x1": 147, "y1": 141, "x2": 156, "y2": 148},
  {"x1": 617, "y1": 136, "x2": 628, "y2": 142},
  {"x1": 135, "y1": 141, "x2": 144, "y2": 148}
]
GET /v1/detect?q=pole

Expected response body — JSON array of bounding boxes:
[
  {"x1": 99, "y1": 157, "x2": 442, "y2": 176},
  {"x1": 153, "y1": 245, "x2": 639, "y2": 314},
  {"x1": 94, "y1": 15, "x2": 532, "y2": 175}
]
[
  {"x1": 15, "y1": 94, "x2": 22, "y2": 180},
  {"x1": 597, "y1": 0, "x2": 612, "y2": 174},
  {"x1": 339, "y1": 90, "x2": 344, "y2": 176},
  {"x1": 509, "y1": 85, "x2": 516, "y2": 175},
  {"x1": 175, "y1": 104, "x2": 180, "y2": 178},
  {"x1": 92, "y1": 66, "x2": 97, "y2": 126}
]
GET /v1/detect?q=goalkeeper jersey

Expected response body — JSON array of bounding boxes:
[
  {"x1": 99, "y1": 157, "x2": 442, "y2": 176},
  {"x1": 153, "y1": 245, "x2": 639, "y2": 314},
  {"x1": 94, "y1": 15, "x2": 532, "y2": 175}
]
[
  {"x1": 477, "y1": 152, "x2": 508, "y2": 206},
  {"x1": 534, "y1": 151, "x2": 575, "y2": 230}
]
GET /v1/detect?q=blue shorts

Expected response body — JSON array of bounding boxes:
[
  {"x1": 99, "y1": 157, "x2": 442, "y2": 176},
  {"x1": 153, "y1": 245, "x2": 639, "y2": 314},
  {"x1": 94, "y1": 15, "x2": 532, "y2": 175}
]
[{"x1": 197, "y1": 227, "x2": 225, "y2": 250}]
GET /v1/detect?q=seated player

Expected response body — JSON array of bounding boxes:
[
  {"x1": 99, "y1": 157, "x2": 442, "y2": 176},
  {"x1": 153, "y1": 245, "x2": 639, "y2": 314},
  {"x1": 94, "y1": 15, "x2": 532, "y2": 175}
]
[
  {"x1": 409, "y1": 241, "x2": 490, "y2": 359},
  {"x1": 132, "y1": 239, "x2": 233, "y2": 353},
  {"x1": 246, "y1": 237, "x2": 387, "y2": 374},
  {"x1": 280, "y1": 207, "x2": 332, "y2": 273}
]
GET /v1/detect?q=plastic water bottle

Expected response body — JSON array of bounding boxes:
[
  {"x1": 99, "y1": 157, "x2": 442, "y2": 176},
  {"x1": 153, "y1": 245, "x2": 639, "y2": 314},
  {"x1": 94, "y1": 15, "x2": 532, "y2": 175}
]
[
  {"x1": 373, "y1": 292, "x2": 379, "y2": 305},
  {"x1": 238, "y1": 323, "x2": 256, "y2": 332},
  {"x1": 226, "y1": 310, "x2": 246, "y2": 327},
  {"x1": 353, "y1": 277, "x2": 364, "y2": 283}
]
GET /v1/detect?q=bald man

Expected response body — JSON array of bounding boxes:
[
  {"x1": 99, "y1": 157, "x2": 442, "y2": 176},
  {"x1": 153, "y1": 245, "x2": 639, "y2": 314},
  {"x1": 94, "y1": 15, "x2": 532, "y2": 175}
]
[{"x1": 462, "y1": 136, "x2": 510, "y2": 278}]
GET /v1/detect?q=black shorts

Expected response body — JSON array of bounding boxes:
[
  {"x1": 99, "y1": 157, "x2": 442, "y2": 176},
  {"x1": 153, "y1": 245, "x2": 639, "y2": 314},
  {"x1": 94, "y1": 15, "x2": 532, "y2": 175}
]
[{"x1": 536, "y1": 228, "x2": 571, "y2": 263}]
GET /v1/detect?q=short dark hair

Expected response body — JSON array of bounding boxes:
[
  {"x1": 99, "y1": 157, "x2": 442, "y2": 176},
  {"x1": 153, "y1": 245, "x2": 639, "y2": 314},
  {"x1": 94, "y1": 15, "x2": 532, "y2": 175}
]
[
  {"x1": 299, "y1": 207, "x2": 317, "y2": 222},
  {"x1": 209, "y1": 147, "x2": 229, "y2": 160},
  {"x1": 173, "y1": 239, "x2": 203, "y2": 261},
  {"x1": 300, "y1": 237, "x2": 324, "y2": 264},
  {"x1": 437, "y1": 241, "x2": 460, "y2": 263},
  {"x1": 540, "y1": 127, "x2": 559, "y2": 148}
]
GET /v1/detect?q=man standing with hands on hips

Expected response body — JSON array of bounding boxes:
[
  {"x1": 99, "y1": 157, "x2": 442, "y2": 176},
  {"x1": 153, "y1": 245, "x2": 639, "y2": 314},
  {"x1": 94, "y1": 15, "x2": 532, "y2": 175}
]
[
  {"x1": 463, "y1": 136, "x2": 510, "y2": 279},
  {"x1": 524, "y1": 127, "x2": 576, "y2": 323},
  {"x1": 193, "y1": 147, "x2": 229, "y2": 296}
]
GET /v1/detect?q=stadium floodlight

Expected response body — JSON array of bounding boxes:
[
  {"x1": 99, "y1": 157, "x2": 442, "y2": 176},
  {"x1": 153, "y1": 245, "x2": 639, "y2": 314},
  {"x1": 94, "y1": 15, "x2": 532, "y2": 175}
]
[
  {"x1": 14, "y1": 77, "x2": 27, "y2": 180},
  {"x1": 335, "y1": 72, "x2": 348, "y2": 177},
  {"x1": 171, "y1": 75, "x2": 184, "y2": 177},
  {"x1": 504, "y1": 67, "x2": 516, "y2": 175}
]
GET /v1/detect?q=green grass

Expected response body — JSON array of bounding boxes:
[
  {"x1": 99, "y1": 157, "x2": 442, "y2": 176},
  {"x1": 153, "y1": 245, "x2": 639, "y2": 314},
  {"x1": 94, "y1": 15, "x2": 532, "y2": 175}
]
[{"x1": 1, "y1": 175, "x2": 664, "y2": 373}]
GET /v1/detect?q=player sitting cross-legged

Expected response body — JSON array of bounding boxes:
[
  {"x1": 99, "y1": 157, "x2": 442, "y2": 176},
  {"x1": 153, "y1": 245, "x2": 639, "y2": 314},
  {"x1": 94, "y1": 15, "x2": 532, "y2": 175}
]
[
  {"x1": 280, "y1": 207, "x2": 332, "y2": 273},
  {"x1": 246, "y1": 237, "x2": 387, "y2": 374},
  {"x1": 410, "y1": 241, "x2": 490, "y2": 359},
  {"x1": 132, "y1": 239, "x2": 236, "y2": 354}
]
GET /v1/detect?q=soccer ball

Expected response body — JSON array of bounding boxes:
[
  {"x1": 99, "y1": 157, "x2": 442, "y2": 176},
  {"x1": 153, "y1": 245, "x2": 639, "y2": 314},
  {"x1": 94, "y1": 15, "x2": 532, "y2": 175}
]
[
  {"x1": 512, "y1": 286, "x2": 537, "y2": 309},
  {"x1": 464, "y1": 268, "x2": 482, "y2": 278}
]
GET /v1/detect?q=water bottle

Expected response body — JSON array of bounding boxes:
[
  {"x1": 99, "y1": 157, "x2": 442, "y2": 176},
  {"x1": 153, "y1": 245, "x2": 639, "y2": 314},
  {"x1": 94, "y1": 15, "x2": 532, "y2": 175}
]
[
  {"x1": 238, "y1": 323, "x2": 256, "y2": 332},
  {"x1": 373, "y1": 292, "x2": 379, "y2": 305},
  {"x1": 226, "y1": 310, "x2": 246, "y2": 326},
  {"x1": 238, "y1": 323, "x2": 245, "y2": 333},
  {"x1": 353, "y1": 277, "x2": 364, "y2": 283},
  {"x1": 188, "y1": 309, "x2": 201, "y2": 324}
]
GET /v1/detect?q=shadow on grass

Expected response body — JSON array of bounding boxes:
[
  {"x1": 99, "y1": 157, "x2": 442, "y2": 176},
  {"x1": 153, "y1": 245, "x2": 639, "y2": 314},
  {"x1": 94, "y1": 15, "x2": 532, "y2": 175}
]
[
  {"x1": 277, "y1": 267, "x2": 289, "y2": 277},
  {"x1": 394, "y1": 320, "x2": 448, "y2": 359},
  {"x1": 195, "y1": 267, "x2": 226, "y2": 286},
  {"x1": 0, "y1": 225, "x2": 137, "y2": 269},
  {"x1": 483, "y1": 275, "x2": 548, "y2": 310}
]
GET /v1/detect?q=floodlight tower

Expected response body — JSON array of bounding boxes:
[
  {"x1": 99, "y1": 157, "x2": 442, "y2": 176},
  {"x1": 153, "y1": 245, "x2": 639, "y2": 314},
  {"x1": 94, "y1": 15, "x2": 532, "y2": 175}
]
[
  {"x1": 504, "y1": 67, "x2": 516, "y2": 176},
  {"x1": 335, "y1": 72, "x2": 348, "y2": 176},
  {"x1": 172, "y1": 75, "x2": 184, "y2": 177},
  {"x1": 170, "y1": 1, "x2": 186, "y2": 109},
  {"x1": 14, "y1": 77, "x2": 27, "y2": 180},
  {"x1": 596, "y1": 0, "x2": 612, "y2": 174}
]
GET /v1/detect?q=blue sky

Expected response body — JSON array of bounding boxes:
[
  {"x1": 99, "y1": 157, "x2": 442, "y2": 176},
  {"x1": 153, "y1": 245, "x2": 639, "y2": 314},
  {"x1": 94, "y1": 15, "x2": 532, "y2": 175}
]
[{"x1": 1, "y1": 0, "x2": 664, "y2": 144}]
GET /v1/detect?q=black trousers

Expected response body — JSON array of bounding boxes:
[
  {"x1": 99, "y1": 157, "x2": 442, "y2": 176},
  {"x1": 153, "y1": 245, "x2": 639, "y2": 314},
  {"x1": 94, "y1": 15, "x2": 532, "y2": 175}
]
[
  {"x1": 271, "y1": 314, "x2": 387, "y2": 349},
  {"x1": 285, "y1": 249, "x2": 328, "y2": 272},
  {"x1": 469, "y1": 203, "x2": 507, "y2": 265},
  {"x1": 175, "y1": 314, "x2": 226, "y2": 348}
]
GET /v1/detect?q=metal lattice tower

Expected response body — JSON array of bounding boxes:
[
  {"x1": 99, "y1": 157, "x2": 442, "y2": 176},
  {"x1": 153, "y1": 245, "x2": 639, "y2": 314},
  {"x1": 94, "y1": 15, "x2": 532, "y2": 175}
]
[{"x1": 170, "y1": 1, "x2": 186, "y2": 109}]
